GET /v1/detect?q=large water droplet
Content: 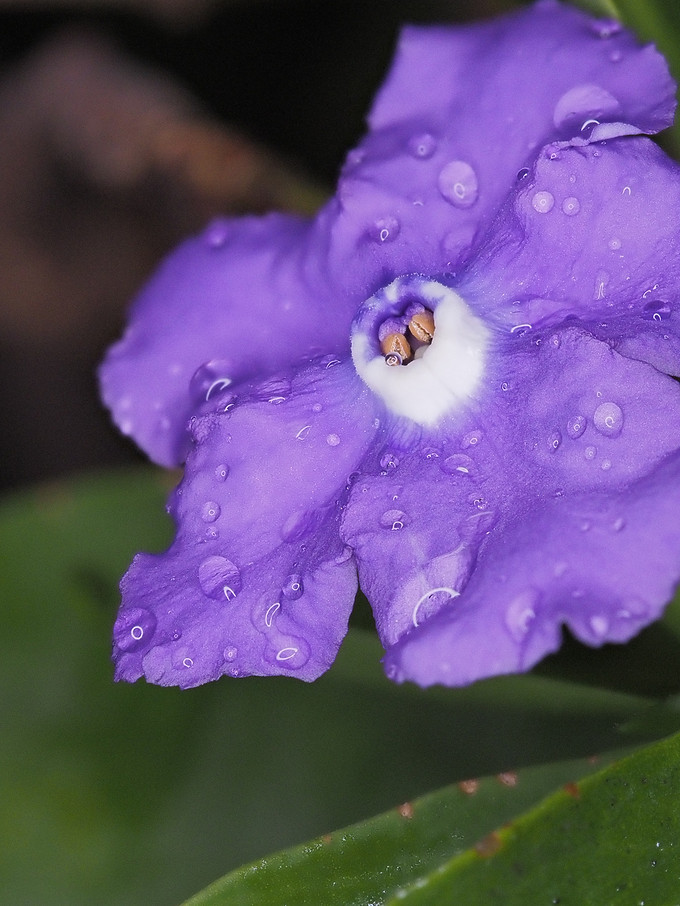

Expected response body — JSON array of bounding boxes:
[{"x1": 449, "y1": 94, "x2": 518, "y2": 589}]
[
  {"x1": 189, "y1": 360, "x2": 233, "y2": 404},
  {"x1": 408, "y1": 133, "x2": 436, "y2": 159},
  {"x1": 282, "y1": 574, "x2": 304, "y2": 600},
  {"x1": 201, "y1": 501, "x2": 221, "y2": 523},
  {"x1": 642, "y1": 299, "x2": 671, "y2": 321},
  {"x1": 532, "y1": 191, "x2": 554, "y2": 213},
  {"x1": 198, "y1": 556, "x2": 242, "y2": 600},
  {"x1": 441, "y1": 453, "x2": 475, "y2": 475},
  {"x1": 114, "y1": 606, "x2": 157, "y2": 653},
  {"x1": 552, "y1": 84, "x2": 620, "y2": 130},
  {"x1": 380, "y1": 509, "x2": 408, "y2": 531},
  {"x1": 566, "y1": 415, "x2": 587, "y2": 439},
  {"x1": 593, "y1": 401, "x2": 623, "y2": 437},
  {"x1": 437, "y1": 160, "x2": 478, "y2": 208}
]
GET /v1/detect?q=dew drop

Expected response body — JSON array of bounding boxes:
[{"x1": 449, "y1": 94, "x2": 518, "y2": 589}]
[
  {"x1": 189, "y1": 360, "x2": 233, "y2": 404},
  {"x1": 408, "y1": 133, "x2": 436, "y2": 159},
  {"x1": 552, "y1": 84, "x2": 620, "y2": 130},
  {"x1": 380, "y1": 451, "x2": 400, "y2": 471},
  {"x1": 372, "y1": 216, "x2": 400, "y2": 243},
  {"x1": 601, "y1": 458, "x2": 612, "y2": 471},
  {"x1": 264, "y1": 601, "x2": 280, "y2": 628},
  {"x1": 198, "y1": 555, "x2": 242, "y2": 600},
  {"x1": 276, "y1": 647, "x2": 299, "y2": 662},
  {"x1": 282, "y1": 574, "x2": 304, "y2": 600},
  {"x1": 441, "y1": 453, "x2": 475, "y2": 475},
  {"x1": 380, "y1": 509, "x2": 408, "y2": 531},
  {"x1": 182, "y1": 657, "x2": 194, "y2": 668},
  {"x1": 612, "y1": 516, "x2": 625, "y2": 532},
  {"x1": 295, "y1": 425, "x2": 311, "y2": 440},
  {"x1": 566, "y1": 415, "x2": 587, "y2": 439},
  {"x1": 608, "y1": 237, "x2": 621, "y2": 250},
  {"x1": 562, "y1": 196, "x2": 580, "y2": 216},
  {"x1": 532, "y1": 190, "x2": 554, "y2": 213},
  {"x1": 201, "y1": 501, "x2": 221, "y2": 523},
  {"x1": 593, "y1": 401, "x2": 623, "y2": 437},
  {"x1": 584, "y1": 445, "x2": 597, "y2": 460},
  {"x1": 548, "y1": 430, "x2": 562, "y2": 452},
  {"x1": 438, "y1": 160, "x2": 478, "y2": 208},
  {"x1": 589, "y1": 615, "x2": 609, "y2": 638},
  {"x1": 114, "y1": 606, "x2": 157, "y2": 653},
  {"x1": 326, "y1": 433, "x2": 341, "y2": 446},
  {"x1": 463, "y1": 430, "x2": 482, "y2": 447},
  {"x1": 505, "y1": 592, "x2": 536, "y2": 642},
  {"x1": 203, "y1": 218, "x2": 230, "y2": 248},
  {"x1": 642, "y1": 299, "x2": 671, "y2": 321},
  {"x1": 214, "y1": 463, "x2": 230, "y2": 482},
  {"x1": 516, "y1": 167, "x2": 530, "y2": 181},
  {"x1": 223, "y1": 646, "x2": 238, "y2": 662}
]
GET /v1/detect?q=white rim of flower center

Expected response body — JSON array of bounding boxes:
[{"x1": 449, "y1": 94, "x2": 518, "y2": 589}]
[{"x1": 351, "y1": 276, "x2": 489, "y2": 424}]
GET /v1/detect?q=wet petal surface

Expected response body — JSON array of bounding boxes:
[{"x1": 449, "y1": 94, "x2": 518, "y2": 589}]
[
  {"x1": 378, "y1": 329, "x2": 680, "y2": 686},
  {"x1": 113, "y1": 360, "x2": 378, "y2": 686}
]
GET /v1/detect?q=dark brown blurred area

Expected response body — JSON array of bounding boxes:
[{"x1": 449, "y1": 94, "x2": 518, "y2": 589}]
[{"x1": 0, "y1": 0, "x2": 507, "y2": 490}]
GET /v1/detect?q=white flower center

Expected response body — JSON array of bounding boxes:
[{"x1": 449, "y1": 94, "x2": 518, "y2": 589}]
[{"x1": 351, "y1": 276, "x2": 488, "y2": 424}]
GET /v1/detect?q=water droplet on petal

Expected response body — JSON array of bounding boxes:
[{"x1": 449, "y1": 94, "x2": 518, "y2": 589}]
[
  {"x1": 380, "y1": 451, "x2": 400, "y2": 471},
  {"x1": 198, "y1": 556, "x2": 242, "y2": 600},
  {"x1": 562, "y1": 196, "x2": 580, "y2": 216},
  {"x1": 214, "y1": 463, "x2": 230, "y2": 482},
  {"x1": 372, "y1": 216, "x2": 400, "y2": 243},
  {"x1": 114, "y1": 607, "x2": 157, "y2": 652},
  {"x1": 532, "y1": 190, "x2": 554, "y2": 213},
  {"x1": 203, "y1": 218, "x2": 230, "y2": 248},
  {"x1": 593, "y1": 401, "x2": 623, "y2": 437},
  {"x1": 608, "y1": 237, "x2": 621, "y2": 250},
  {"x1": 584, "y1": 445, "x2": 597, "y2": 460},
  {"x1": 295, "y1": 425, "x2": 311, "y2": 440},
  {"x1": 441, "y1": 453, "x2": 475, "y2": 475},
  {"x1": 264, "y1": 601, "x2": 280, "y2": 628},
  {"x1": 326, "y1": 433, "x2": 341, "y2": 446},
  {"x1": 380, "y1": 509, "x2": 408, "y2": 531},
  {"x1": 516, "y1": 167, "x2": 530, "y2": 181},
  {"x1": 463, "y1": 430, "x2": 482, "y2": 447},
  {"x1": 182, "y1": 657, "x2": 194, "y2": 668},
  {"x1": 282, "y1": 574, "x2": 304, "y2": 600},
  {"x1": 548, "y1": 430, "x2": 562, "y2": 451},
  {"x1": 408, "y1": 133, "x2": 436, "y2": 159},
  {"x1": 201, "y1": 501, "x2": 221, "y2": 523},
  {"x1": 223, "y1": 646, "x2": 238, "y2": 662},
  {"x1": 505, "y1": 592, "x2": 536, "y2": 642},
  {"x1": 190, "y1": 361, "x2": 233, "y2": 404},
  {"x1": 642, "y1": 299, "x2": 671, "y2": 321},
  {"x1": 552, "y1": 84, "x2": 620, "y2": 130},
  {"x1": 276, "y1": 647, "x2": 298, "y2": 662},
  {"x1": 438, "y1": 160, "x2": 478, "y2": 208},
  {"x1": 612, "y1": 516, "x2": 625, "y2": 532},
  {"x1": 589, "y1": 615, "x2": 609, "y2": 638},
  {"x1": 566, "y1": 415, "x2": 587, "y2": 439}
]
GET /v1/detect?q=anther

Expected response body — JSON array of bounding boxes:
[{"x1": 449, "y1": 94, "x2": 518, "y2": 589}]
[
  {"x1": 408, "y1": 310, "x2": 435, "y2": 344},
  {"x1": 381, "y1": 331, "x2": 412, "y2": 366}
]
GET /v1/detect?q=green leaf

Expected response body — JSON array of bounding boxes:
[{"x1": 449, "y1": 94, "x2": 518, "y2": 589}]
[
  {"x1": 2, "y1": 469, "x2": 679, "y2": 904},
  {"x1": 389, "y1": 730, "x2": 680, "y2": 904}
]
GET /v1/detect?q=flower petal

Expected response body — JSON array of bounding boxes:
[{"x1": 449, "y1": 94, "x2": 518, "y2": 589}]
[
  {"x1": 100, "y1": 214, "x2": 356, "y2": 466},
  {"x1": 112, "y1": 360, "x2": 378, "y2": 686},
  {"x1": 346, "y1": 328, "x2": 680, "y2": 686},
  {"x1": 462, "y1": 137, "x2": 680, "y2": 376},
  {"x1": 320, "y1": 1, "x2": 675, "y2": 285}
]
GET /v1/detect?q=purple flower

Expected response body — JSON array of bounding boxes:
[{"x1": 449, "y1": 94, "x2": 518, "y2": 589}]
[{"x1": 101, "y1": 0, "x2": 680, "y2": 689}]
